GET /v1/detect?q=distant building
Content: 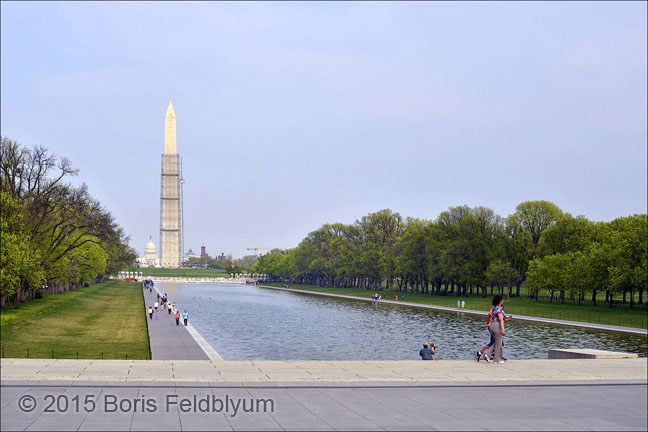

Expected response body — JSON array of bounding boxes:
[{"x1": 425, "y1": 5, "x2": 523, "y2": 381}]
[
  {"x1": 185, "y1": 249, "x2": 199, "y2": 260},
  {"x1": 200, "y1": 244, "x2": 208, "y2": 258},
  {"x1": 217, "y1": 253, "x2": 226, "y2": 261},
  {"x1": 137, "y1": 236, "x2": 160, "y2": 267}
]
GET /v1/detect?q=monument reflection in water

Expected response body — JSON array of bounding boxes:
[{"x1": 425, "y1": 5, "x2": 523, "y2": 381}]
[{"x1": 157, "y1": 282, "x2": 647, "y2": 361}]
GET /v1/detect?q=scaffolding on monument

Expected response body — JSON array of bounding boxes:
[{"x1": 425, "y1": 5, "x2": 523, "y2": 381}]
[
  {"x1": 179, "y1": 156, "x2": 184, "y2": 266},
  {"x1": 159, "y1": 153, "x2": 183, "y2": 268}
]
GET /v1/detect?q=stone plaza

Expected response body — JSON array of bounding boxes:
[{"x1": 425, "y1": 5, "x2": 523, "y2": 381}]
[{"x1": 1, "y1": 357, "x2": 646, "y2": 431}]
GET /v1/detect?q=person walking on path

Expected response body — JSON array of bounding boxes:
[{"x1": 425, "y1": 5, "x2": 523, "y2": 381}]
[
  {"x1": 478, "y1": 306, "x2": 512, "y2": 362},
  {"x1": 148, "y1": 306, "x2": 153, "y2": 320},
  {"x1": 175, "y1": 310, "x2": 181, "y2": 326},
  {"x1": 183, "y1": 310, "x2": 188, "y2": 326},
  {"x1": 488, "y1": 295, "x2": 509, "y2": 364},
  {"x1": 478, "y1": 308, "x2": 495, "y2": 363},
  {"x1": 155, "y1": 308, "x2": 159, "y2": 320},
  {"x1": 168, "y1": 303, "x2": 172, "y2": 315},
  {"x1": 154, "y1": 300, "x2": 159, "y2": 312}
]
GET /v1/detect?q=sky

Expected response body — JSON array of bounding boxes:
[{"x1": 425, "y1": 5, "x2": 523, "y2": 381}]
[{"x1": 1, "y1": 1, "x2": 646, "y2": 258}]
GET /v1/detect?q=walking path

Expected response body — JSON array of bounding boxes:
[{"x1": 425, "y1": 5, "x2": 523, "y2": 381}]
[
  {"x1": 142, "y1": 286, "x2": 217, "y2": 360},
  {"x1": 1, "y1": 358, "x2": 645, "y2": 382},
  {"x1": 259, "y1": 285, "x2": 648, "y2": 336}
]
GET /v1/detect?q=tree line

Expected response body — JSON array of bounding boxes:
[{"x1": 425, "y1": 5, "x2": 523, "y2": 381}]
[
  {"x1": 1, "y1": 137, "x2": 136, "y2": 307},
  {"x1": 251, "y1": 203, "x2": 647, "y2": 307},
  {"x1": 184, "y1": 254, "x2": 258, "y2": 273}
]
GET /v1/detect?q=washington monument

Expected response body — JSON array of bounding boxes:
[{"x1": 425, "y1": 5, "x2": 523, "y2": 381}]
[{"x1": 159, "y1": 101, "x2": 184, "y2": 267}]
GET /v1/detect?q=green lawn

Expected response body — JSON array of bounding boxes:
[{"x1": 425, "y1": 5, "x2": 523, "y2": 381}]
[
  {"x1": 262, "y1": 283, "x2": 648, "y2": 329},
  {"x1": 0, "y1": 280, "x2": 150, "y2": 359},
  {"x1": 135, "y1": 267, "x2": 230, "y2": 278}
]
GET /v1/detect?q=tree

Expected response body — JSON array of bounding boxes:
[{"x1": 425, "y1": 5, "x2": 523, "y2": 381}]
[
  {"x1": 0, "y1": 191, "x2": 44, "y2": 305},
  {"x1": 0, "y1": 137, "x2": 135, "y2": 305},
  {"x1": 510, "y1": 200, "x2": 563, "y2": 258},
  {"x1": 486, "y1": 259, "x2": 521, "y2": 298},
  {"x1": 506, "y1": 200, "x2": 563, "y2": 297},
  {"x1": 544, "y1": 214, "x2": 595, "y2": 255},
  {"x1": 356, "y1": 209, "x2": 404, "y2": 290},
  {"x1": 394, "y1": 218, "x2": 429, "y2": 293},
  {"x1": 436, "y1": 206, "x2": 504, "y2": 296},
  {"x1": 605, "y1": 215, "x2": 648, "y2": 307},
  {"x1": 235, "y1": 255, "x2": 258, "y2": 272}
]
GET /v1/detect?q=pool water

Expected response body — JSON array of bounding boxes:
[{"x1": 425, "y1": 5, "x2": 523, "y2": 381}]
[{"x1": 156, "y1": 282, "x2": 648, "y2": 361}]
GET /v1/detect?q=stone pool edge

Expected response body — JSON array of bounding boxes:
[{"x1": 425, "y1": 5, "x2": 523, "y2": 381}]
[{"x1": 1, "y1": 358, "x2": 646, "y2": 383}]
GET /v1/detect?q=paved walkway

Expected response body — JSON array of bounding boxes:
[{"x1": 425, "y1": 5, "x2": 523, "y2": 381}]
[
  {"x1": 1, "y1": 379, "x2": 646, "y2": 431},
  {"x1": 143, "y1": 287, "x2": 209, "y2": 360},
  {"x1": 259, "y1": 285, "x2": 648, "y2": 336},
  {"x1": 2, "y1": 358, "x2": 645, "y2": 382},
  {"x1": 2, "y1": 358, "x2": 645, "y2": 430}
]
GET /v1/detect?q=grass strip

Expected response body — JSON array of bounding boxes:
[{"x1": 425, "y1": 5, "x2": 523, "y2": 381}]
[{"x1": 1, "y1": 280, "x2": 150, "y2": 359}]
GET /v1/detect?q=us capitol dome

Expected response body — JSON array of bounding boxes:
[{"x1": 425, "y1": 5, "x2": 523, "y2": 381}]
[{"x1": 137, "y1": 236, "x2": 160, "y2": 267}]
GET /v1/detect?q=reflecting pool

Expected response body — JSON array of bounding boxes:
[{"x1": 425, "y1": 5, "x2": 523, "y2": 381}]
[{"x1": 156, "y1": 282, "x2": 647, "y2": 361}]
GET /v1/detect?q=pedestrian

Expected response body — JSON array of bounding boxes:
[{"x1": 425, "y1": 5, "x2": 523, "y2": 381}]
[
  {"x1": 429, "y1": 343, "x2": 436, "y2": 360},
  {"x1": 150, "y1": 287, "x2": 152, "y2": 294},
  {"x1": 155, "y1": 309, "x2": 159, "y2": 320},
  {"x1": 172, "y1": 302, "x2": 176, "y2": 313},
  {"x1": 183, "y1": 310, "x2": 188, "y2": 326},
  {"x1": 478, "y1": 307, "x2": 512, "y2": 362},
  {"x1": 419, "y1": 343, "x2": 433, "y2": 360},
  {"x1": 168, "y1": 303, "x2": 172, "y2": 315},
  {"x1": 461, "y1": 300, "x2": 465, "y2": 310},
  {"x1": 154, "y1": 300, "x2": 159, "y2": 312},
  {"x1": 175, "y1": 310, "x2": 181, "y2": 326},
  {"x1": 488, "y1": 295, "x2": 509, "y2": 364},
  {"x1": 457, "y1": 299, "x2": 461, "y2": 309},
  {"x1": 148, "y1": 306, "x2": 153, "y2": 320},
  {"x1": 477, "y1": 308, "x2": 495, "y2": 363}
]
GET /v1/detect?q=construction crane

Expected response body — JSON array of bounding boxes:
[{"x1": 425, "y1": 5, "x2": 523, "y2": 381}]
[{"x1": 246, "y1": 247, "x2": 274, "y2": 256}]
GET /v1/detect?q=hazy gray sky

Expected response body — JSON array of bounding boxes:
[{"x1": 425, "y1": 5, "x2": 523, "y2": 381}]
[{"x1": 2, "y1": 1, "x2": 646, "y2": 258}]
